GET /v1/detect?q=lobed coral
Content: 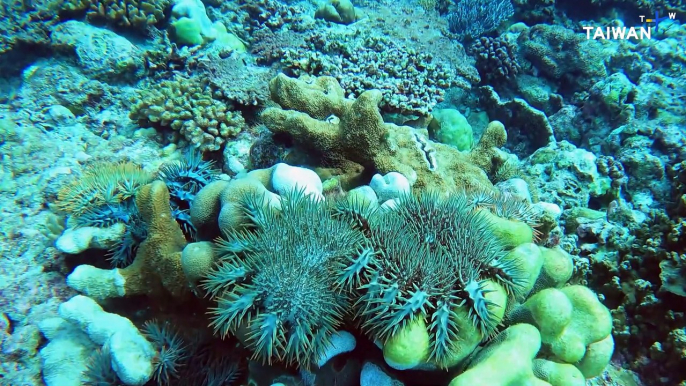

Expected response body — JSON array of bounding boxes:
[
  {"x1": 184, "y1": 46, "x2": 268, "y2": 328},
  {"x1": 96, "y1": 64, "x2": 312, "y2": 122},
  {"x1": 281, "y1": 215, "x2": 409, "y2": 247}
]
[
  {"x1": 260, "y1": 74, "x2": 510, "y2": 192},
  {"x1": 195, "y1": 167, "x2": 546, "y2": 369},
  {"x1": 335, "y1": 190, "x2": 536, "y2": 368},
  {"x1": 130, "y1": 74, "x2": 246, "y2": 152}
]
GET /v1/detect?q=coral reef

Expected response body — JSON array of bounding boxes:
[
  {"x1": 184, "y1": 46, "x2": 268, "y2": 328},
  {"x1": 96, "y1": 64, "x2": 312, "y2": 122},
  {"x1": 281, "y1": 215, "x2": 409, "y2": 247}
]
[
  {"x1": 279, "y1": 34, "x2": 465, "y2": 116},
  {"x1": 5, "y1": 0, "x2": 686, "y2": 384},
  {"x1": 518, "y1": 24, "x2": 608, "y2": 92},
  {"x1": 67, "y1": 181, "x2": 191, "y2": 300},
  {"x1": 470, "y1": 35, "x2": 521, "y2": 84},
  {"x1": 87, "y1": 0, "x2": 170, "y2": 29},
  {"x1": 445, "y1": 0, "x2": 514, "y2": 40}
]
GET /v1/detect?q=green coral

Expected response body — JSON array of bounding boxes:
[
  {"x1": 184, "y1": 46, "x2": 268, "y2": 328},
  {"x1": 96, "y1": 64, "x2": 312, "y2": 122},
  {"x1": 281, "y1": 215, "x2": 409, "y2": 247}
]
[
  {"x1": 428, "y1": 108, "x2": 474, "y2": 152},
  {"x1": 130, "y1": 74, "x2": 246, "y2": 152},
  {"x1": 450, "y1": 324, "x2": 546, "y2": 386},
  {"x1": 171, "y1": 17, "x2": 204, "y2": 46},
  {"x1": 336, "y1": 190, "x2": 536, "y2": 368},
  {"x1": 508, "y1": 285, "x2": 614, "y2": 377}
]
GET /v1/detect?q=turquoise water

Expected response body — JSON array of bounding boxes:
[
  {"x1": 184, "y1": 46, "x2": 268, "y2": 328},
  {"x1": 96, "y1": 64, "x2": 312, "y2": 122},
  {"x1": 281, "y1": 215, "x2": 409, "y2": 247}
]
[{"x1": 0, "y1": 0, "x2": 684, "y2": 385}]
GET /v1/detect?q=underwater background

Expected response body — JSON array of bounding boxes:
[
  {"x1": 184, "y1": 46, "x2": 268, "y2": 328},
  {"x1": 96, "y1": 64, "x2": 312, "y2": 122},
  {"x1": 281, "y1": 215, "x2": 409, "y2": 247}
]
[{"x1": 0, "y1": 0, "x2": 685, "y2": 385}]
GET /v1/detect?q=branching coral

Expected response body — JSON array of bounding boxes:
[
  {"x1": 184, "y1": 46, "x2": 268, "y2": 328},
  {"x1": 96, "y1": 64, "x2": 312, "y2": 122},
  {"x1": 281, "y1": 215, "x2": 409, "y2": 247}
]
[
  {"x1": 260, "y1": 74, "x2": 510, "y2": 192},
  {"x1": 279, "y1": 34, "x2": 463, "y2": 116},
  {"x1": 470, "y1": 35, "x2": 521, "y2": 84},
  {"x1": 87, "y1": 0, "x2": 171, "y2": 29},
  {"x1": 130, "y1": 74, "x2": 246, "y2": 152},
  {"x1": 118, "y1": 181, "x2": 190, "y2": 297},
  {"x1": 235, "y1": 0, "x2": 312, "y2": 33},
  {"x1": 67, "y1": 181, "x2": 191, "y2": 299}
]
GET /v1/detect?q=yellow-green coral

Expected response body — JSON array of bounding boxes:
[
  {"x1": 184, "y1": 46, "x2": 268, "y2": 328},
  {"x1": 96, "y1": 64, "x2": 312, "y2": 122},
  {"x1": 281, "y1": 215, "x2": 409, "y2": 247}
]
[
  {"x1": 130, "y1": 74, "x2": 246, "y2": 152},
  {"x1": 509, "y1": 285, "x2": 613, "y2": 376},
  {"x1": 314, "y1": 0, "x2": 356, "y2": 24},
  {"x1": 181, "y1": 241, "x2": 216, "y2": 287},
  {"x1": 261, "y1": 74, "x2": 510, "y2": 192},
  {"x1": 56, "y1": 161, "x2": 153, "y2": 216},
  {"x1": 383, "y1": 280, "x2": 510, "y2": 370},
  {"x1": 450, "y1": 324, "x2": 546, "y2": 386},
  {"x1": 87, "y1": 0, "x2": 170, "y2": 29}
]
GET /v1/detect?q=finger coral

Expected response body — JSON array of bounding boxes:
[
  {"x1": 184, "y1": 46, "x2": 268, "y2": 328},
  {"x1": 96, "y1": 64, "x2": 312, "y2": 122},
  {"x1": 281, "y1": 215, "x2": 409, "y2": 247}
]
[
  {"x1": 67, "y1": 181, "x2": 191, "y2": 300},
  {"x1": 130, "y1": 74, "x2": 246, "y2": 152}
]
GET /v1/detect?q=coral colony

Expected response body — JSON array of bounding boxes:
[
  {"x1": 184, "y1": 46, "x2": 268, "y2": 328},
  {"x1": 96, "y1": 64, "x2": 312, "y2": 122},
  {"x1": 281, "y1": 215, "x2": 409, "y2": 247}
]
[{"x1": 0, "y1": 0, "x2": 684, "y2": 385}]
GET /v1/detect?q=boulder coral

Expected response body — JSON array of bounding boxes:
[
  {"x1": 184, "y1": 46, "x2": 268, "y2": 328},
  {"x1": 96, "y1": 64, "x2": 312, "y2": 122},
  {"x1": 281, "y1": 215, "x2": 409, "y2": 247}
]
[
  {"x1": 260, "y1": 74, "x2": 510, "y2": 191},
  {"x1": 379, "y1": 241, "x2": 614, "y2": 382}
]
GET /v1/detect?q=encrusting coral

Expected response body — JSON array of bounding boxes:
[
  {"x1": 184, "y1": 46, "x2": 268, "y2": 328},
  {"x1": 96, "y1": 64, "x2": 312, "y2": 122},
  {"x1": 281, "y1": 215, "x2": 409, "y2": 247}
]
[{"x1": 260, "y1": 74, "x2": 510, "y2": 192}]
